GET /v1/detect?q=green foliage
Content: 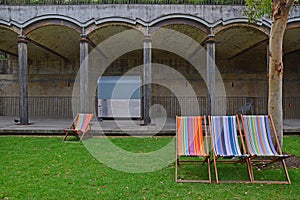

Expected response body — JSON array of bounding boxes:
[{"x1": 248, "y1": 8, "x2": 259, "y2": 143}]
[
  {"x1": 0, "y1": 54, "x2": 7, "y2": 61},
  {"x1": 244, "y1": 0, "x2": 272, "y2": 22},
  {"x1": 0, "y1": 0, "x2": 247, "y2": 5},
  {"x1": 1, "y1": 0, "x2": 299, "y2": 5},
  {"x1": 245, "y1": 0, "x2": 300, "y2": 21},
  {"x1": 0, "y1": 136, "x2": 299, "y2": 199}
]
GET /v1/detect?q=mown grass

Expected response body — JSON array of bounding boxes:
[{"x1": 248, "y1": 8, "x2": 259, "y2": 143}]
[{"x1": 0, "y1": 135, "x2": 299, "y2": 199}]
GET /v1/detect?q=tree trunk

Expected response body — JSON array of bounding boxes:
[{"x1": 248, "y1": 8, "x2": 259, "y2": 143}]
[{"x1": 268, "y1": 0, "x2": 293, "y2": 147}]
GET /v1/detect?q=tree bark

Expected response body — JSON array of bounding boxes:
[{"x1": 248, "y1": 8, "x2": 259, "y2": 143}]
[{"x1": 268, "y1": 0, "x2": 294, "y2": 146}]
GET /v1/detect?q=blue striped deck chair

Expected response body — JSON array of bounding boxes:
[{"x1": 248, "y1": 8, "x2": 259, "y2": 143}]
[
  {"x1": 209, "y1": 115, "x2": 252, "y2": 183},
  {"x1": 241, "y1": 115, "x2": 291, "y2": 184},
  {"x1": 176, "y1": 116, "x2": 211, "y2": 183},
  {"x1": 63, "y1": 113, "x2": 93, "y2": 142}
]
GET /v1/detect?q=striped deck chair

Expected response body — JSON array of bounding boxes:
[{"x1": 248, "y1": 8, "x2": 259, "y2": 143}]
[
  {"x1": 176, "y1": 116, "x2": 211, "y2": 183},
  {"x1": 209, "y1": 115, "x2": 252, "y2": 183},
  {"x1": 63, "y1": 113, "x2": 93, "y2": 142},
  {"x1": 241, "y1": 115, "x2": 291, "y2": 184}
]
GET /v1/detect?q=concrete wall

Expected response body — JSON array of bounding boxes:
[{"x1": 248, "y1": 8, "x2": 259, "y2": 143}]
[
  {"x1": 0, "y1": 5, "x2": 258, "y2": 27},
  {"x1": 0, "y1": 5, "x2": 299, "y2": 117},
  {"x1": 1, "y1": 5, "x2": 300, "y2": 27}
]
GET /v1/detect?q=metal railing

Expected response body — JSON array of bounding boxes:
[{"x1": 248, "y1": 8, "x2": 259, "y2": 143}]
[
  {"x1": 1, "y1": 96, "x2": 299, "y2": 118},
  {"x1": 0, "y1": 60, "x2": 18, "y2": 75},
  {"x1": 0, "y1": 96, "x2": 73, "y2": 117},
  {"x1": 283, "y1": 97, "x2": 300, "y2": 119}
]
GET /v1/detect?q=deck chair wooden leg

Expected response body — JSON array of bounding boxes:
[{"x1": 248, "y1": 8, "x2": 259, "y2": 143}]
[
  {"x1": 207, "y1": 157, "x2": 212, "y2": 183},
  {"x1": 250, "y1": 158, "x2": 291, "y2": 184},
  {"x1": 213, "y1": 156, "x2": 219, "y2": 183},
  {"x1": 79, "y1": 132, "x2": 86, "y2": 142},
  {"x1": 202, "y1": 157, "x2": 209, "y2": 165},
  {"x1": 246, "y1": 159, "x2": 254, "y2": 182},
  {"x1": 63, "y1": 132, "x2": 69, "y2": 142},
  {"x1": 282, "y1": 159, "x2": 291, "y2": 184},
  {"x1": 175, "y1": 158, "x2": 178, "y2": 182}
]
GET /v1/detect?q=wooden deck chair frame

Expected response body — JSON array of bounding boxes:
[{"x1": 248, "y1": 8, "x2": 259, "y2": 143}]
[
  {"x1": 209, "y1": 115, "x2": 252, "y2": 183},
  {"x1": 241, "y1": 114, "x2": 291, "y2": 184},
  {"x1": 63, "y1": 113, "x2": 93, "y2": 142},
  {"x1": 175, "y1": 116, "x2": 211, "y2": 183}
]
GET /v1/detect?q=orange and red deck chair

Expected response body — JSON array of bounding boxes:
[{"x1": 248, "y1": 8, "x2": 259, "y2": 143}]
[
  {"x1": 63, "y1": 113, "x2": 93, "y2": 142},
  {"x1": 175, "y1": 116, "x2": 211, "y2": 183},
  {"x1": 241, "y1": 115, "x2": 291, "y2": 184}
]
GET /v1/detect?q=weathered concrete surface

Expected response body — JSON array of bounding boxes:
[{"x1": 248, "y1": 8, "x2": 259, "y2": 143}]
[
  {"x1": 0, "y1": 5, "x2": 248, "y2": 28},
  {"x1": 1, "y1": 5, "x2": 299, "y2": 29},
  {"x1": 0, "y1": 4, "x2": 299, "y2": 119},
  {"x1": 0, "y1": 116, "x2": 176, "y2": 135},
  {"x1": 0, "y1": 116, "x2": 299, "y2": 135},
  {"x1": 18, "y1": 36, "x2": 29, "y2": 125}
]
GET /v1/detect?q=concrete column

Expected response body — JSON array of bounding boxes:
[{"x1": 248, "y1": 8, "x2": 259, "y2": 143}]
[
  {"x1": 143, "y1": 35, "x2": 152, "y2": 125},
  {"x1": 18, "y1": 35, "x2": 29, "y2": 125},
  {"x1": 80, "y1": 34, "x2": 90, "y2": 113},
  {"x1": 206, "y1": 36, "x2": 216, "y2": 115}
]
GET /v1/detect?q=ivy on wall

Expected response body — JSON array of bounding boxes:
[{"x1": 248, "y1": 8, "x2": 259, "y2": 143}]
[{"x1": 0, "y1": 55, "x2": 7, "y2": 61}]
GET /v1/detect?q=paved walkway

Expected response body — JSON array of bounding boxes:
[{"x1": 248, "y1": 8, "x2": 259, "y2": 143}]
[
  {"x1": 0, "y1": 116, "x2": 299, "y2": 136},
  {"x1": 0, "y1": 116, "x2": 175, "y2": 135}
]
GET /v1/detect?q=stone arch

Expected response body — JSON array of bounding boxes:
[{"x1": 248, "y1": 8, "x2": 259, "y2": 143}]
[
  {"x1": 0, "y1": 23, "x2": 19, "y2": 35},
  {"x1": 86, "y1": 22, "x2": 145, "y2": 79},
  {"x1": 287, "y1": 17, "x2": 300, "y2": 29},
  {"x1": 213, "y1": 22, "x2": 270, "y2": 99},
  {"x1": 213, "y1": 21, "x2": 270, "y2": 36},
  {"x1": 13, "y1": 17, "x2": 83, "y2": 100},
  {"x1": 86, "y1": 22, "x2": 144, "y2": 50},
  {"x1": 283, "y1": 19, "x2": 300, "y2": 101},
  {"x1": 86, "y1": 21, "x2": 142, "y2": 37},
  {"x1": 21, "y1": 17, "x2": 82, "y2": 62},
  {"x1": 22, "y1": 16, "x2": 82, "y2": 35},
  {"x1": 0, "y1": 24, "x2": 19, "y2": 57},
  {"x1": 284, "y1": 20, "x2": 300, "y2": 56},
  {"x1": 0, "y1": 25, "x2": 19, "y2": 76},
  {"x1": 149, "y1": 14, "x2": 210, "y2": 34},
  {"x1": 213, "y1": 22, "x2": 269, "y2": 61}
]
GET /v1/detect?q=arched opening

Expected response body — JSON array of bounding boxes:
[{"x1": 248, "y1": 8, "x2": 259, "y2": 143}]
[
  {"x1": 283, "y1": 25, "x2": 300, "y2": 118},
  {"x1": 0, "y1": 26, "x2": 18, "y2": 75},
  {"x1": 0, "y1": 27, "x2": 19, "y2": 117},
  {"x1": 150, "y1": 21, "x2": 209, "y2": 117},
  {"x1": 214, "y1": 24, "x2": 269, "y2": 114},
  {"x1": 1, "y1": 21, "x2": 81, "y2": 118}
]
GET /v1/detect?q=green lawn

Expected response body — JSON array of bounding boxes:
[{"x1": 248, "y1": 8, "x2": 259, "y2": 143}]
[{"x1": 0, "y1": 136, "x2": 299, "y2": 199}]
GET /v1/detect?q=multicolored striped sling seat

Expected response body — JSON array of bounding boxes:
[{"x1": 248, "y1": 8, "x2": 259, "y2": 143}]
[
  {"x1": 176, "y1": 116, "x2": 211, "y2": 183},
  {"x1": 210, "y1": 116, "x2": 245, "y2": 158},
  {"x1": 63, "y1": 113, "x2": 93, "y2": 142},
  {"x1": 241, "y1": 115, "x2": 291, "y2": 184},
  {"x1": 209, "y1": 115, "x2": 251, "y2": 183}
]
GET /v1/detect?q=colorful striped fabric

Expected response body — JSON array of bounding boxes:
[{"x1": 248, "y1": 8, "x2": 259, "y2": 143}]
[
  {"x1": 242, "y1": 115, "x2": 279, "y2": 156},
  {"x1": 176, "y1": 116, "x2": 207, "y2": 156},
  {"x1": 210, "y1": 116, "x2": 242, "y2": 157},
  {"x1": 74, "y1": 114, "x2": 93, "y2": 131}
]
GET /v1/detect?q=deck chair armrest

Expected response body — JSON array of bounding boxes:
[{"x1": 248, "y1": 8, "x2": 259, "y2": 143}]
[
  {"x1": 281, "y1": 153, "x2": 293, "y2": 158},
  {"x1": 69, "y1": 114, "x2": 79, "y2": 129},
  {"x1": 64, "y1": 128, "x2": 77, "y2": 132}
]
